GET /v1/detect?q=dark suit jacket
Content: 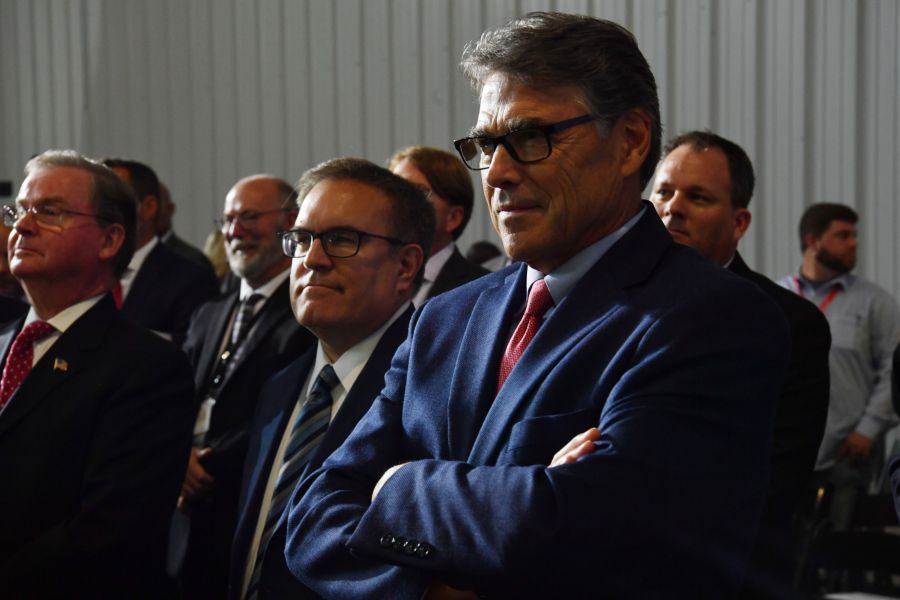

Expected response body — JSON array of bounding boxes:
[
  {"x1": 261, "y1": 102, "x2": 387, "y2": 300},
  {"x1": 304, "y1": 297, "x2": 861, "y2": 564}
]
[
  {"x1": 427, "y1": 247, "x2": 489, "y2": 299},
  {"x1": 180, "y1": 280, "x2": 314, "y2": 584},
  {"x1": 728, "y1": 252, "x2": 831, "y2": 599},
  {"x1": 229, "y1": 306, "x2": 413, "y2": 599},
  {"x1": 0, "y1": 294, "x2": 28, "y2": 324},
  {"x1": 0, "y1": 294, "x2": 195, "y2": 598},
  {"x1": 163, "y1": 231, "x2": 214, "y2": 272},
  {"x1": 122, "y1": 241, "x2": 219, "y2": 348},
  {"x1": 287, "y1": 206, "x2": 791, "y2": 599}
]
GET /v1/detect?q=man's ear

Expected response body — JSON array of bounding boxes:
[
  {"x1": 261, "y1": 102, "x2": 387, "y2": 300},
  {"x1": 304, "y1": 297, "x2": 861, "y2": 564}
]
[
  {"x1": 98, "y1": 223, "x2": 126, "y2": 262},
  {"x1": 140, "y1": 195, "x2": 159, "y2": 222},
  {"x1": 445, "y1": 205, "x2": 464, "y2": 236},
  {"x1": 617, "y1": 108, "x2": 652, "y2": 179},
  {"x1": 802, "y1": 232, "x2": 818, "y2": 252},
  {"x1": 396, "y1": 243, "x2": 425, "y2": 295},
  {"x1": 733, "y1": 208, "x2": 752, "y2": 242}
]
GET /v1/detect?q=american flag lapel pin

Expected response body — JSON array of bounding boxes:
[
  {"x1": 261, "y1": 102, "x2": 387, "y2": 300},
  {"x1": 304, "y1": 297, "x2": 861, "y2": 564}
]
[{"x1": 53, "y1": 358, "x2": 69, "y2": 372}]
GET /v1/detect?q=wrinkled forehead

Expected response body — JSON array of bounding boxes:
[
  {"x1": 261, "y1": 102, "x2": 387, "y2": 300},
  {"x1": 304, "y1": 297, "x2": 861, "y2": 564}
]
[
  {"x1": 19, "y1": 166, "x2": 93, "y2": 209},
  {"x1": 475, "y1": 73, "x2": 589, "y2": 133}
]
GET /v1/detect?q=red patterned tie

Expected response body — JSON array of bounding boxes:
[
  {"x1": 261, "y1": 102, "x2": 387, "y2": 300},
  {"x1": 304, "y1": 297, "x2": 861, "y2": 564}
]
[
  {"x1": 497, "y1": 279, "x2": 554, "y2": 392},
  {"x1": 0, "y1": 321, "x2": 56, "y2": 409}
]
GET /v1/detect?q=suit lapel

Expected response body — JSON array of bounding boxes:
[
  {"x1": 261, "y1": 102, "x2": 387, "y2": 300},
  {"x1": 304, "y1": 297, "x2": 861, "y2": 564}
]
[
  {"x1": 196, "y1": 293, "x2": 239, "y2": 384},
  {"x1": 0, "y1": 295, "x2": 115, "y2": 439},
  {"x1": 466, "y1": 206, "x2": 672, "y2": 464},
  {"x1": 304, "y1": 307, "x2": 414, "y2": 476},
  {"x1": 219, "y1": 281, "x2": 291, "y2": 390},
  {"x1": 446, "y1": 265, "x2": 525, "y2": 459},
  {"x1": 0, "y1": 318, "x2": 21, "y2": 367},
  {"x1": 240, "y1": 350, "x2": 315, "y2": 519},
  {"x1": 121, "y1": 243, "x2": 164, "y2": 315}
]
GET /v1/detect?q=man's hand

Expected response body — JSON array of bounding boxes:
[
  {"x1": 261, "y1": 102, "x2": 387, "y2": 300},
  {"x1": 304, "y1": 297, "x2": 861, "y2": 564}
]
[
  {"x1": 550, "y1": 427, "x2": 601, "y2": 468},
  {"x1": 178, "y1": 447, "x2": 216, "y2": 513},
  {"x1": 372, "y1": 462, "x2": 408, "y2": 502},
  {"x1": 836, "y1": 431, "x2": 874, "y2": 465}
]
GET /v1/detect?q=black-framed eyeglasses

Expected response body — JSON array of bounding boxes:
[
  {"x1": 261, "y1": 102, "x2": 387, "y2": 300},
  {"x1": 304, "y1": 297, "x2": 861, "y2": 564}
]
[
  {"x1": 453, "y1": 114, "x2": 597, "y2": 171},
  {"x1": 215, "y1": 208, "x2": 292, "y2": 232},
  {"x1": 279, "y1": 227, "x2": 407, "y2": 259},
  {"x1": 3, "y1": 203, "x2": 110, "y2": 229}
]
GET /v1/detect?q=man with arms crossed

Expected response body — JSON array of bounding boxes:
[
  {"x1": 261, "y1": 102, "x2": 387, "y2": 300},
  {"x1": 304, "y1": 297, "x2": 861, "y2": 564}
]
[{"x1": 288, "y1": 13, "x2": 790, "y2": 598}]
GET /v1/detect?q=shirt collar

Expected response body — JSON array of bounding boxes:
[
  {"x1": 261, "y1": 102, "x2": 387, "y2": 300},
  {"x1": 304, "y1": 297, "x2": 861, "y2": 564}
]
[
  {"x1": 239, "y1": 268, "x2": 290, "y2": 301},
  {"x1": 128, "y1": 236, "x2": 159, "y2": 273},
  {"x1": 423, "y1": 243, "x2": 455, "y2": 283},
  {"x1": 795, "y1": 270, "x2": 855, "y2": 294},
  {"x1": 24, "y1": 293, "x2": 105, "y2": 333},
  {"x1": 309, "y1": 301, "x2": 410, "y2": 397},
  {"x1": 526, "y1": 205, "x2": 645, "y2": 304}
]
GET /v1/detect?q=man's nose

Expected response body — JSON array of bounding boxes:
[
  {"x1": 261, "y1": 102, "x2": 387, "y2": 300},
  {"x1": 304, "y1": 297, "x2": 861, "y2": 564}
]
[
  {"x1": 301, "y1": 238, "x2": 333, "y2": 270},
  {"x1": 484, "y1": 144, "x2": 524, "y2": 191}
]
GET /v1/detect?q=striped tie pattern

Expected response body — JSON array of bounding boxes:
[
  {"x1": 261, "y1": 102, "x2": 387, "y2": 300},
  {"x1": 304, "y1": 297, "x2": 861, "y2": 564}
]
[
  {"x1": 245, "y1": 364, "x2": 339, "y2": 599},
  {"x1": 231, "y1": 293, "x2": 265, "y2": 347}
]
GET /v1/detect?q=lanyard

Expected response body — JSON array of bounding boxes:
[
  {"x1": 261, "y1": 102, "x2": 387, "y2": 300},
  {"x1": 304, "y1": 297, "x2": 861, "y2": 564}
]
[{"x1": 793, "y1": 276, "x2": 841, "y2": 312}]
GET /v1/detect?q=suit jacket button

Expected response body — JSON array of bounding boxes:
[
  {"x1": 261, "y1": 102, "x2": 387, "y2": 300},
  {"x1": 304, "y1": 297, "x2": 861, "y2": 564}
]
[
  {"x1": 379, "y1": 534, "x2": 395, "y2": 548},
  {"x1": 392, "y1": 536, "x2": 407, "y2": 552},
  {"x1": 212, "y1": 375, "x2": 222, "y2": 385},
  {"x1": 404, "y1": 541, "x2": 418, "y2": 555},
  {"x1": 415, "y1": 543, "x2": 432, "y2": 558}
]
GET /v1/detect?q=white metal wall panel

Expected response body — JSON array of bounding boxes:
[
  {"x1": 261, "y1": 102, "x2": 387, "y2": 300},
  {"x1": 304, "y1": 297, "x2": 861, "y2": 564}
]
[{"x1": 1, "y1": 0, "x2": 898, "y2": 294}]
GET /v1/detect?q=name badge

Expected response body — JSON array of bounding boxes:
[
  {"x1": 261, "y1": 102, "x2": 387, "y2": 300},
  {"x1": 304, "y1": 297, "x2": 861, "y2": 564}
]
[{"x1": 193, "y1": 397, "x2": 217, "y2": 438}]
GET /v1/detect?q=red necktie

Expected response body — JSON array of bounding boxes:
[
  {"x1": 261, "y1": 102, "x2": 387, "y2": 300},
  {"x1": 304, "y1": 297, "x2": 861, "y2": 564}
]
[
  {"x1": 0, "y1": 321, "x2": 56, "y2": 409},
  {"x1": 111, "y1": 281, "x2": 124, "y2": 310},
  {"x1": 497, "y1": 279, "x2": 554, "y2": 392}
]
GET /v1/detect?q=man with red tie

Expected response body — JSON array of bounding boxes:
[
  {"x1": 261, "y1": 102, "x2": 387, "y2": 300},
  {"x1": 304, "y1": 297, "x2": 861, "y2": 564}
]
[
  {"x1": 0, "y1": 150, "x2": 195, "y2": 597},
  {"x1": 287, "y1": 12, "x2": 790, "y2": 599}
]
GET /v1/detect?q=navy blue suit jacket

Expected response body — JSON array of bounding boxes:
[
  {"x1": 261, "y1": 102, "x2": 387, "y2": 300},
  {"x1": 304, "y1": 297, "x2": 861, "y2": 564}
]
[
  {"x1": 286, "y1": 206, "x2": 791, "y2": 599},
  {"x1": 230, "y1": 306, "x2": 414, "y2": 598}
]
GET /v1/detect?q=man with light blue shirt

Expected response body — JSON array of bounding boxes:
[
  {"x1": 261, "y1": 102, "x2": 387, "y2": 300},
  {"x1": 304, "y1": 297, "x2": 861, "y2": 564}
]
[
  {"x1": 286, "y1": 12, "x2": 790, "y2": 599},
  {"x1": 780, "y1": 203, "x2": 900, "y2": 528}
]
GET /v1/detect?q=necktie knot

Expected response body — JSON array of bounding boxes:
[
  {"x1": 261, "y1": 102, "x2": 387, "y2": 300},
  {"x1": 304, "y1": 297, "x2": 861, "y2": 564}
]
[
  {"x1": 309, "y1": 365, "x2": 339, "y2": 404},
  {"x1": 19, "y1": 320, "x2": 55, "y2": 344},
  {"x1": 524, "y1": 279, "x2": 554, "y2": 318},
  {"x1": 0, "y1": 320, "x2": 57, "y2": 410},
  {"x1": 231, "y1": 293, "x2": 265, "y2": 346}
]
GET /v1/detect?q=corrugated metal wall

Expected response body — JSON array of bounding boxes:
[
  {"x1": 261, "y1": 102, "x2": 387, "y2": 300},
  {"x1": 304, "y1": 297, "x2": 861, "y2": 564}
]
[{"x1": 1, "y1": 0, "x2": 898, "y2": 292}]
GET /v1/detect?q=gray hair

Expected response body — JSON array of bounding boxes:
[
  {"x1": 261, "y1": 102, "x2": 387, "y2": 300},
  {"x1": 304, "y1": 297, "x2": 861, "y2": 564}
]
[
  {"x1": 25, "y1": 150, "x2": 138, "y2": 277},
  {"x1": 461, "y1": 11, "x2": 661, "y2": 188}
]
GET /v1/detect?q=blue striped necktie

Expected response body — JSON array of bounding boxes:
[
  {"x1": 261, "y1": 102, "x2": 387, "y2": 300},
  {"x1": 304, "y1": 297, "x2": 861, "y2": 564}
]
[{"x1": 245, "y1": 364, "x2": 339, "y2": 599}]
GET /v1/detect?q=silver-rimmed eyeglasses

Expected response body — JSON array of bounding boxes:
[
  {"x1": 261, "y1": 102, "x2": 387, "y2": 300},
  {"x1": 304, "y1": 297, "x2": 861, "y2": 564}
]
[{"x1": 3, "y1": 203, "x2": 109, "y2": 230}]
